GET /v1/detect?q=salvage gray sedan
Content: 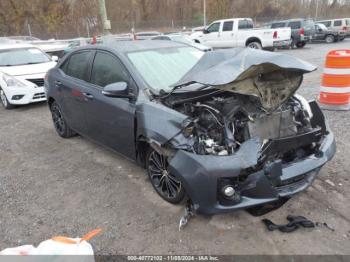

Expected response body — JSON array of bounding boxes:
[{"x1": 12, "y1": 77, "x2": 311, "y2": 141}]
[{"x1": 45, "y1": 41, "x2": 336, "y2": 215}]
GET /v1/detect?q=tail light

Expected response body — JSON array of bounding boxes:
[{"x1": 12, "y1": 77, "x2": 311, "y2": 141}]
[
  {"x1": 299, "y1": 28, "x2": 305, "y2": 35},
  {"x1": 342, "y1": 26, "x2": 347, "y2": 31},
  {"x1": 273, "y1": 31, "x2": 278, "y2": 39}
]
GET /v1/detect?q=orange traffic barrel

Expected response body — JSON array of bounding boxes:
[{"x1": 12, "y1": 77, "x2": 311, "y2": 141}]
[{"x1": 318, "y1": 49, "x2": 350, "y2": 110}]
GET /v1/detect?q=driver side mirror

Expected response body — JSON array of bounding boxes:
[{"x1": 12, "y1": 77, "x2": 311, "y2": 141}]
[
  {"x1": 102, "y1": 82, "x2": 135, "y2": 99},
  {"x1": 318, "y1": 28, "x2": 322, "y2": 32},
  {"x1": 203, "y1": 29, "x2": 209, "y2": 34}
]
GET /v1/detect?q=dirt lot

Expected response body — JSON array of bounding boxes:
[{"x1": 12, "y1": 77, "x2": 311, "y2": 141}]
[{"x1": 1, "y1": 40, "x2": 350, "y2": 255}]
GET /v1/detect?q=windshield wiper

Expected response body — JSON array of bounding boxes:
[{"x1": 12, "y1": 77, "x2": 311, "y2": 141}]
[
  {"x1": 1, "y1": 62, "x2": 43, "y2": 66},
  {"x1": 158, "y1": 83, "x2": 213, "y2": 100}
]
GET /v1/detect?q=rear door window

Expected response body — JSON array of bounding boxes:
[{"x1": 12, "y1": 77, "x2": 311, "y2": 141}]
[
  {"x1": 90, "y1": 51, "x2": 129, "y2": 88},
  {"x1": 288, "y1": 21, "x2": 301, "y2": 29},
  {"x1": 334, "y1": 20, "x2": 342, "y2": 26},
  {"x1": 61, "y1": 51, "x2": 93, "y2": 81},
  {"x1": 223, "y1": 21, "x2": 234, "y2": 31}
]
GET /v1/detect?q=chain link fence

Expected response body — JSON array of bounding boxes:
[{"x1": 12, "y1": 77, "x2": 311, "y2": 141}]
[{"x1": 2, "y1": 16, "x2": 348, "y2": 40}]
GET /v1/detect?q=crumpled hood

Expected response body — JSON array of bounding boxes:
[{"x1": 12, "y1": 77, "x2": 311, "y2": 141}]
[{"x1": 174, "y1": 48, "x2": 317, "y2": 110}]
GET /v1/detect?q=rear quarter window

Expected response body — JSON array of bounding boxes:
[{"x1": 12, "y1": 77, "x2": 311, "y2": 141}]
[
  {"x1": 288, "y1": 21, "x2": 301, "y2": 29},
  {"x1": 334, "y1": 20, "x2": 342, "y2": 26}
]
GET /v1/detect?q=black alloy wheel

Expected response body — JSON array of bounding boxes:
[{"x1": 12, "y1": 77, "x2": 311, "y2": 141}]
[
  {"x1": 50, "y1": 101, "x2": 76, "y2": 138},
  {"x1": 146, "y1": 149, "x2": 185, "y2": 204}
]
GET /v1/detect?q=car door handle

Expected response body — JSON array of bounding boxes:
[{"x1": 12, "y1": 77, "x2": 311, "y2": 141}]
[{"x1": 82, "y1": 92, "x2": 94, "y2": 100}]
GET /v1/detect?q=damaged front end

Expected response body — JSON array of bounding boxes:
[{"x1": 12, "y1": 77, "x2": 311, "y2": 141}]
[{"x1": 138, "y1": 48, "x2": 336, "y2": 215}]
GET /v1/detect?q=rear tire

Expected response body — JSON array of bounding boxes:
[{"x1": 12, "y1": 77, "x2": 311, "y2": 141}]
[
  {"x1": 325, "y1": 35, "x2": 335, "y2": 43},
  {"x1": 50, "y1": 101, "x2": 76, "y2": 138},
  {"x1": 296, "y1": 41, "x2": 306, "y2": 48},
  {"x1": 290, "y1": 38, "x2": 296, "y2": 49},
  {"x1": 247, "y1": 41, "x2": 262, "y2": 49},
  {"x1": 0, "y1": 88, "x2": 15, "y2": 110},
  {"x1": 146, "y1": 148, "x2": 185, "y2": 204}
]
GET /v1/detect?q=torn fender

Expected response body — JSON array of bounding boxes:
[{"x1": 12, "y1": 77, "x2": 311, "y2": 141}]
[
  {"x1": 136, "y1": 101, "x2": 188, "y2": 144},
  {"x1": 174, "y1": 48, "x2": 317, "y2": 110}
]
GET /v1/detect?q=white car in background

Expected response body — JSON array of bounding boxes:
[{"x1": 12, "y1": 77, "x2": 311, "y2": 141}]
[
  {"x1": 190, "y1": 18, "x2": 291, "y2": 50},
  {"x1": 0, "y1": 44, "x2": 57, "y2": 109}
]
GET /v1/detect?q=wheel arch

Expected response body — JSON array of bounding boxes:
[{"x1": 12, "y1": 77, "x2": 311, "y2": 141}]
[
  {"x1": 47, "y1": 96, "x2": 55, "y2": 107},
  {"x1": 245, "y1": 37, "x2": 262, "y2": 46},
  {"x1": 136, "y1": 135, "x2": 150, "y2": 167}
]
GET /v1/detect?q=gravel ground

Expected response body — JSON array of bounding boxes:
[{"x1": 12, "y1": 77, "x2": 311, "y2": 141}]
[{"x1": 0, "y1": 40, "x2": 350, "y2": 255}]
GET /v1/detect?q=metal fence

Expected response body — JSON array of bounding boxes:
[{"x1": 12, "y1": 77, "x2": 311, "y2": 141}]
[
  {"x1": 110, "y1": 19, "x2": 204, "y2": 34},
  {"x1": 2, "y1": 16, "x2": 348, "y2": 40}
]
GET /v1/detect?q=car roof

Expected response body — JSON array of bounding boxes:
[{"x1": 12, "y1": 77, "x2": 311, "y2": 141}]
[
  {"x1": 100, "y1": 40, "x2": 188, "y2": 53},
  {"x1": 0, "y1": 43, "x2": 36, "y2": 50},
  {"x1": 318, "y1": 18, "x2": 347, "y2": 21},
  {"x1": 135, "y1": 31, "x2": 161, "y2": 35},
  {"x1": 272, "y1": 18, "x2": 311, "y2": 23}
]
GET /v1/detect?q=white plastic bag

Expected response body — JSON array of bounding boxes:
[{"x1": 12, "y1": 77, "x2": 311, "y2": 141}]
[
  {"x1": 0, "y1": 245, "x2": 37, "y2": 255},
  {"x1": 1, "y1": 228, "x2": 101, "y2": 261}
]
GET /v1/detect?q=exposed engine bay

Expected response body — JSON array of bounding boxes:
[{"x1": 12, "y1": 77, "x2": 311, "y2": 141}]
[
  {"x1": 159, "y1": 48, "x2": 322, "y2": 161},
  {"x1": 164, "y1": 91, "x2": 316, "y2": 159}
]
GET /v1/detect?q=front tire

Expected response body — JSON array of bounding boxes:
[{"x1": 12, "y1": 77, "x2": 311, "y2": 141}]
[
  {"x1": 50, "y1": 101, "x2": 76, "y2": 138},
  {"x1": 146, "y1": 149, "x2": 185, "y2": 204},
  {"x1": 247, "y1": 41, "x2": 262, "y2": 49},
  {"x1": 0, "y1": 88, "x2": 15, "y2": 110}
]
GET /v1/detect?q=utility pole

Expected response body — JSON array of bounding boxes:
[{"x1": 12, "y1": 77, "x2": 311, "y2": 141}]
[
  {"x1": 315, "y1": 0, "x2": 319, "y2": 21},
  {"x1": 98, "y1": 0, "x2": 111, "y2": 34},
  {"x1": 26, "y1": 17, "x2": 32, "y2": 37},
  {"x1": 203, "y1": 0, "x2": 207, "y2": 27}
]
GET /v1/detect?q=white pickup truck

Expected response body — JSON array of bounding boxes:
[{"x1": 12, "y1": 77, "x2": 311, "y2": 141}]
[{"x1": 191, "y1": 18, "x2": 291, "y2": 50}]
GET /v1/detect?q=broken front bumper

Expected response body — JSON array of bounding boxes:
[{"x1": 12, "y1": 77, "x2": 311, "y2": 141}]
[{"x1": 168, "y1": 103, "x2": 336, "y2": 215}]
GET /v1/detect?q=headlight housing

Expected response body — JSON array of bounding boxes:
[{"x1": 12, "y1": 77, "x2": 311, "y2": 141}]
[
  {"x1": 2, "y1": 74, "x2": 26, "y2": 87},
  {"x1": 294, "y1": 94, "x2": 313, "y2": 119}
]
